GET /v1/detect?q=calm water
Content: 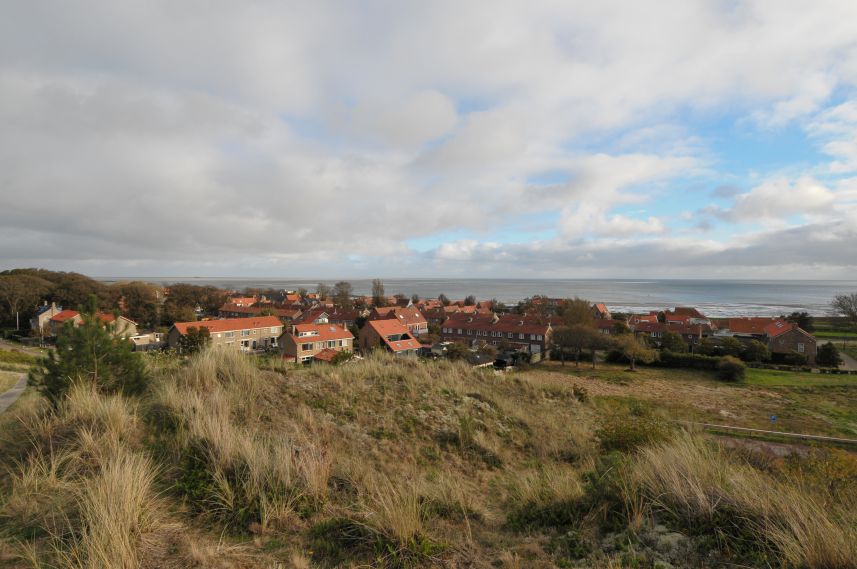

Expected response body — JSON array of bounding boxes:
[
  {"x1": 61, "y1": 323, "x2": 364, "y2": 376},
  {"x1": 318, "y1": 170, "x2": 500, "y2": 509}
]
[{"x1": 98, "y1": 278, "x2": 857, "y2": 317}]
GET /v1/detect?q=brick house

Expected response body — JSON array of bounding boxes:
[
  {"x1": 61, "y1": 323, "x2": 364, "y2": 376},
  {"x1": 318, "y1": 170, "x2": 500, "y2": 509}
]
[
  {"x1": 358, "y1": 319, "x2": 420, "y2": 358},
  {"x1": 168, "y1": 316, "x2": 283, "y2": 352},
  {"x1": 368, "y1": 305, "x2": 428, "y2": 336},
  {"x1": 49, "y1": 310, "x2": 138, "y2": 339},
  {"x1": 218, "y1": 302, "x2": 302, "y2": 325},
  {"x1": 280, "y1": 323, "x2": 354, "y2": 364},
  {"x1": 764, "y1": 320, "x2": 817, "y2": 363},
  {"x1": 630, "y1": 321, "x2": 713, "y2": 349},
  {"x1": 440, "y1": 313, "x2": 552, "y2": 360}
]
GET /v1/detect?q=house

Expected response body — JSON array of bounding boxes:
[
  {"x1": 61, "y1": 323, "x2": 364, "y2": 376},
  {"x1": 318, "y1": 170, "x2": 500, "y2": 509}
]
[
  {"x1": 628, "y1": 312, "x2": 660, "y2": 325},
  {"x1": 358, "y1": 319, "x2": 420, "y2": 357},
  {"x1": 592, "y1": 303, "x2": 611, "y2": 320},
  {"x1": 764, "y1": 320, "x2": 817, "y2": 363},
  {"x1": 49, "y1": 311, "x2": 138, "y2": 339},
  {"x1": 218, "y1": 302, "x2": 302, "y2": 325},
  {"x1": 663, "y1": 307, "x2": 711, "y2": 326},
  {"x1": 631, "y1": 321, "x2": 713, "y2": 349},
  {"x1": 129, "y1": 332, "x2": 165, "y2": 352},
  {"x1": 713, "y1": 317, "x2": 777, "y2": 338},
  {"x1": 280, "y1": 323, "x2": 354, "y2": 364},
  {"x1": 292, "y1": 307, "x2": 363, "y2": 330},
  {"x1": 368, "y1": 305, "x2": 428, "y2": 336},
  {"x1": 168, "y1": 316, "x2": 283, "y2": 352},
  {"x1": 30, "y1": 302, "x2": 63, "y2": 337},
  {"x1": 440, "y1": 312, "x2": 552, "y2": 360}
]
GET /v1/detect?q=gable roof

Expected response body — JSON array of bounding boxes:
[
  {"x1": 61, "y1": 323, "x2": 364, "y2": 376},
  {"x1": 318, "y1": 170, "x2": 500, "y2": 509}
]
[
  {"x1": 444, "y1": 312, "x2": 552, "y2": 335},
  {"x1": 312, "y1": 348, "x2": 341, "y2": 362},
  {"x1": 764, "y1": 320, "x2": 796, "y2": 338},
  {"x1": 370, "y1": 305, "x2": 427, "y2": 326},
  {"x1": 721, "y1": 317, "x2": 777, "y2": 335},
  {"x1": 290, "y1": 323, "x2": 354, "y2": 342},
  {"x1": 172, "y1": 316, "x2": 282, "y2": 335},
  {"x1": 50, "y1": 309, "x2": 80, "y2": 323},
  {"x1": 365, "y1": 319, "x2": 419, "y2": 352}
]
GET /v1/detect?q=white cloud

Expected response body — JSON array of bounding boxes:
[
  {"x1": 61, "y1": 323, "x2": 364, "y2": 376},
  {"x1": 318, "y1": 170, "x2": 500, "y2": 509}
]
[{"x1": 727, "y1": 177, "x2": 836, "y2": 222}]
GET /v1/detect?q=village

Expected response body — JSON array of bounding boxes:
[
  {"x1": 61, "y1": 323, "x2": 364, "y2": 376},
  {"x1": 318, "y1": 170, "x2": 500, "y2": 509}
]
[{"x1": 23, "y1": 281, "x2": 843, "y2": 373}]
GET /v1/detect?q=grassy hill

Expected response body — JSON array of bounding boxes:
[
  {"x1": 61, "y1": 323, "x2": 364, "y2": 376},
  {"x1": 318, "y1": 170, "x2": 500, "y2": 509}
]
[{"x1": 0, "y1": 350, "x2": 855, "y2": 568}]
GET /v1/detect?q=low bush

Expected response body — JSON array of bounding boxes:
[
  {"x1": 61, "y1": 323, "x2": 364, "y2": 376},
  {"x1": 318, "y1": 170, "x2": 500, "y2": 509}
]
[
  {"x1": 717, "y1": 356, "x2": 746, "y2": 381},
  {"x1": 656, "y1": 351, "x2": 722, "y2": 370},
  {"x1": 596, "y1": 405, "x2": 671, "y2": 453}
]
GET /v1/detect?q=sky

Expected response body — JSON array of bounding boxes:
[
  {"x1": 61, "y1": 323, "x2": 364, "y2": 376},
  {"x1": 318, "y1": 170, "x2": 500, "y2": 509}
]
[{"x1": 1, "y1": 1, "x2": 857, "y2": 279}]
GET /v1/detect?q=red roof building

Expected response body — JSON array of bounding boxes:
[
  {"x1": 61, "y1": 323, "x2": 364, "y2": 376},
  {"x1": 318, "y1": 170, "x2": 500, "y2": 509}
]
[
  {"x1": 168, "y1": 316, "x2": 283, "y2": 352},
  {"x1": 358, "y1": 319, "x2": 420, "y2": 357},
  {"x1": 440, "y1": 313, "x2": 553, "y2": 358},
  {"x1": 368, "y1": 305, "x2": 428, "y2": 336},
  {"x1": 280, "y1": 323, "x2": 354, "y2": 363}
]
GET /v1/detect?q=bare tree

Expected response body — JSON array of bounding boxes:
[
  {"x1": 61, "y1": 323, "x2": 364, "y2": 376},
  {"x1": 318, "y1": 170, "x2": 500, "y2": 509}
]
[{"x1": 832, "y1": 293, "x2": 857, "y2": 324}]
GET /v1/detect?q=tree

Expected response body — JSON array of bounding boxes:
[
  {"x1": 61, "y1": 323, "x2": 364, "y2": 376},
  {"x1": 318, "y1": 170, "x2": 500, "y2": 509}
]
[
  {"x1": 298, "y1": 288, "x2": 309, "y2": 302},
  {"x1": 116, "y1": 281, "x2": 161, "y2": 328},
  {"x1": 558, "y1": 297, "x2": 594, "y2": 327},
  {"x1": 660, "y1": 330, "x2": 688, "y2": 353},
  {"x1": 445, "y1": 342, "x2": 470, "y2": 361},
  {"x1": 719, "y1": 336, "x2": 743, "y2": 357},
  {"x1": 832, "y1": 294, "x2": 857, "y2": 324},
  {"x1": 464, "y1": 295, "x2": 476, "y2": 306},
  {"x1": 162, "y1": 283, "x2": 227, "y2": 324},
  {"x1": 816, "y1": 342, "x2": 843, "y2": 368},
  {"x1": 371, "y1": 278, "x2": 386, "y2": 307},
  {"x1": 614, "y1": 334, "x2": 656, "y2": 371},
  {"x1": 316, "y1": 283, "x2": 331, "y2": 301},
  {"x1": 784, "y1": 311, "x2": 814, "y2": 332},
  {"x1": 477, "y1": 341, "x2": 498, "y2": 359},
  {"x1": 178, "y1": 326, "x2": 211, "y2": 354},
  {"x1": 332, "y1": 281, "x2": 354, "y2": 309},
  {"x1": 411, "y1": 294, "x2": 420, "y2": 305},
  {"x1": 438, "y1": 293, "x2": 450, "y2": 306},
  {"x1": 743, "y1": 340, "x2": 770, "y2": 363},
  {"x1": 29, "y1": 297, "x2": 147, "y2": 407},
  {"x1": 0, "y1": 274, "x2": 53, "y2": 327},
  {"x1": 611, "y1": 321, "x2": 631, "y2": 336},
  {"x1": 553, "y1": 324, "x2": 597, "y2": 367},
  {"x1": 586, "y1": 330, "x2": 610, "y2": 369},
  {"x1": 330, "y1": 350, "x2": 353, "y2": 365},
  {"x1": 698, "y1": 337, "x2": 717, "y2": 356}
]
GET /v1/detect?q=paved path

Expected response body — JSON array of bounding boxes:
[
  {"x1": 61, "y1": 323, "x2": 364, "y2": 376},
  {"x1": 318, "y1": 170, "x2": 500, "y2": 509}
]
[
  {"x1": 0, "y1": 374, "x2": 27, "y2": 415},
  {"x1": 839, "y1": 349, "x2": 857, "y2": 371}
]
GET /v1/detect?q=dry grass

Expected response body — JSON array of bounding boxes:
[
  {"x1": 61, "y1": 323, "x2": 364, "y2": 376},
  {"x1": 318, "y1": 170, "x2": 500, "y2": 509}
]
[{"x1": 631, "y1": 432, "x2": 857, "y2": 568}]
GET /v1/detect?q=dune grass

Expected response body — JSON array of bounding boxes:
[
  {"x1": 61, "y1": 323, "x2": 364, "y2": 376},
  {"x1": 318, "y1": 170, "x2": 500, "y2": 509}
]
[{"x1": 0, "y1": 348, "x2": 854, "y2": 568}]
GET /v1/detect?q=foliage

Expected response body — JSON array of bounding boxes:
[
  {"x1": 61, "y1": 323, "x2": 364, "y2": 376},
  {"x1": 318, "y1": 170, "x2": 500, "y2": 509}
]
[
  {"x1": 372, "y1": 278, "x2": 386, "y2": 307},
  {"x1": 596, "y1": 404, "x2": 671, "y2": 452},
  {"x1": 832, "y1": 293, "x2": 857, "y2": 323},
  {"x1": 656, "y1": 351, "x2": 722, "y2": 370},
  {"x1": 0, "y1": 273, "x2": 54, "y2": 325},
  {"x1": 330, "y1": 350, "x2": 354, "y2": 365},
  {"x1": 784, "y1": 310, "x2": 814, "y2": 332},
  {"x1": 558, "y1": 297, "x2": 594, "y2": 327},
  {"x1": 177, "y1": 326, "x2": 211, "y2": 354},
  {"x1": 28, "y1": 297, "x2": 148, "y2": 406},
  {"x1": 115, "y1": 281, "x2": 162, "y2": 327},
  {"x1": 782, "y1": 352, "x2": 808, "y2": 366},
  {"x1": 551, "y1": 324, "x2": 598, "y2": 366},
  {"x1": 333, "y1": 281, "x2": 354, "y2": 309},
  {"x1": 463, "y1": 294, "x2": 476, "y2": 306},
  {"x1": 660, "y1": 330, "x2": 688, "y2": 353},
  {"x1": 444, "y1": 342, "x2": 471, "y2": 361},
  {"x1": 316, "y1": 282, "x2": 330, "y2": 300},
  {"x1": 717, "y1": 355, "x2": 746, "y2": 381},
  {"x1": 719, "y1": 336, "x2": 743, "y2": 357},
  {"x1": 613, "y1": 334, "x2": 656, "y2": 370},
  {"x1": 438, "y1": 293, "x2": 450, "y2": 306},
  {"x1": 742, "y1": 339, "x2": 770, "y2": 363},
  {"x1": 816, "y1": 342, "x2": 843, "y2": 368}
]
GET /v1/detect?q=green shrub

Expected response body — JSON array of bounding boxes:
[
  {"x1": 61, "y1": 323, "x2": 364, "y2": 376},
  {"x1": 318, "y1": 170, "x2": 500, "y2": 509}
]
[
  {"x1": 717, "y1": 356, "x2": 746, "y2": 382},
  {"x1": 596, "y1": 405, "x2": 671, "y2": 453}
]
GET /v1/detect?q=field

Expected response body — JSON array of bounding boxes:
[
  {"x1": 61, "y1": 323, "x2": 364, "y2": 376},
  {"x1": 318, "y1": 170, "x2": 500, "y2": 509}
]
[
  {"x1": 0, "y1": 351, "x2": 854, "y2": 569},
  {"x1": 0, "y1": 371, "x2": 20, "y2": 395}
]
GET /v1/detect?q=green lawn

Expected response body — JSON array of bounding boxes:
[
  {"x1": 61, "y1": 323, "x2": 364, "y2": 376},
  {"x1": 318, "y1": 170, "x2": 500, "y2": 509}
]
[
  {"x1": 744, "y1": 367, "x2": 857, "y2": 387},
  {"x1": 814, "y1": 330, "x2": 857, "y2": 339}
]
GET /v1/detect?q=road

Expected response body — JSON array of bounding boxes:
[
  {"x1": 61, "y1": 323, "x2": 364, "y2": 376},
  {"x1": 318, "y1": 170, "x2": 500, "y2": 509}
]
[
  {"x1": 839, "y1": 349, "x2": 857, "y2": 371},
  {"x1": 0, "y1": 374, "x2": 27, "y2": 415}
]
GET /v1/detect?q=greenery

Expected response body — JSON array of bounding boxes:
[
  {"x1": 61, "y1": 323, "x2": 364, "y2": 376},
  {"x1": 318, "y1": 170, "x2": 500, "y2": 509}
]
[
  {"x1": 660, "y1": 330, "x2": 688, "y2": 353},
  {"x1": 832, "y1": 293, "x2": 857, "y2": 323},
  {"x1": 177, "y1": 326, "x2": 211, "y2": 354},
  {"x1": 717, "y1": 355, "x2": 746, "y2": 381},
  {"x1": 28, "y1": 298, "x2": 148, "y2": 406},
  {"x1": 817, "y1": 342, "x2": 843, "y2": 368}
]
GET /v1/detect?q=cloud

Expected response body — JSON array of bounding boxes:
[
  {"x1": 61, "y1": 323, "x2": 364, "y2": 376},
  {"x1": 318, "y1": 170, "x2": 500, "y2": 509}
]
[{"x1": 2, "y1": 1, "x2": 857, "y2": 277}]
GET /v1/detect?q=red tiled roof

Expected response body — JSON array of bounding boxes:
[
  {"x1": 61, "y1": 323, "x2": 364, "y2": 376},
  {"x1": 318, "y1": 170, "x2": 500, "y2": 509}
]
[
  {"x1": 764, "y1": 320, "x2": 795, "y2": 338},
  {"x1": 365, "y1": 319, "x2": 419, "y2": 352},
  {"x1": 443, "y1": 312, "x2": 551, "y2": 335},
  {"x1": 594, "y1": 303, "x2": 609, "y2": 314},
  {"x1": 50, "y1": 310, "x2": 80, "y2": 323},
  {"x1": 220, "y1": 303, "x2": 301, "y2": 319},
  {"x1": 291, "y1": 323, "x2": 354, "y2": 342},
  {"x1": 721, "y1": 317, "x2": 777, "y2": 335},
  {"x1": 173, "y1": 316, "x2": 282, "y2": 335},
  {"x1": 312, "y1": 348, "x2": 340, "y2": 362},
  {"x1": 370, "y1": 305, "x2": 427, "y2": 326}
]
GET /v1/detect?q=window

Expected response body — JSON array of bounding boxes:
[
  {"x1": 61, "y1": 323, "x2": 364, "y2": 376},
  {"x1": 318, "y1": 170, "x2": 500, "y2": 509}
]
[
  {"x1": 241, "y1": 330, "x2": 251, "y2": 337},
  {"x1": 301, "y1": 343, "x2": 313, "y2": 351},
  {"x1": 328, "y1": 340, "x2": 336, "y2": 348},
  {"x1": 518, "y1": 333, "x2": 524, "y2": 339},
  {"x1": 457, "y1": 329, "x2": 462, "y2": 334},
  {"x1": 508, "y1": 332, "x2": 513, "y2": 338},
  {"x1": 224, "y1": 332, "x2": 235, "y2": 338},
  {"x1": 537, "y1": 335, "x2": 543, "y2": 341},
  {"x1": 270, "y1": 327, "x2": 278, "y2": 334},
  {"x1": 467, "y1": 329, "x2": 473, "y2": 335},
  {"x1": 797, "y1": 343, "x2": 805, "y2": 353}
]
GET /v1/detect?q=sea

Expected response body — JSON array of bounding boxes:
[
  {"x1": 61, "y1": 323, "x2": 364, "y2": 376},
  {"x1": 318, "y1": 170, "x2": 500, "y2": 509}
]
[{"x1": 97, "y1": 278, "x2": 857, "y2": 318}]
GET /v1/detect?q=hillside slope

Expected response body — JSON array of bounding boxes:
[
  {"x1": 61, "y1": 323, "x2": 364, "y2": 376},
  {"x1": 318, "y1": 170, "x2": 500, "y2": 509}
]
[{"x1": 0, "y1": 350, "x2": 855, "y2": 568}]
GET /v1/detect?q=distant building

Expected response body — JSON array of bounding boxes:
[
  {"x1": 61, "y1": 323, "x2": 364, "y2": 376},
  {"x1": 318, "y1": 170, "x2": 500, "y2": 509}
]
[
  {"x1": 280, "y1": 323, "x2": 354, "y2": 364},
  {"x1": 592, "y1": 303, "x2": 611, "y2": 320},
  {"x1": 167, "y1": 316, "x2": 283, "y2": 352},
  {"x1": 130, "y1": 332, "x2": 165, "y2": 352},
  {"x1": 358, "y1": 319, "x2": 420, "y2": 358},
  {"x1": 49, "y1": 310, "x2": 138, "y2": 339},
  {"x1": 764, "y1": 320, "x2": 817, "y2": 364},
  {"x1": 440, "y1": 313, "x2": 552, "y2": 359},
  {"x1": 368, "y1": 305, "x2": 428, "y2": 336},
  {"x1": 30, "y1": 301, "x2": 63, "y2": 337}
]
